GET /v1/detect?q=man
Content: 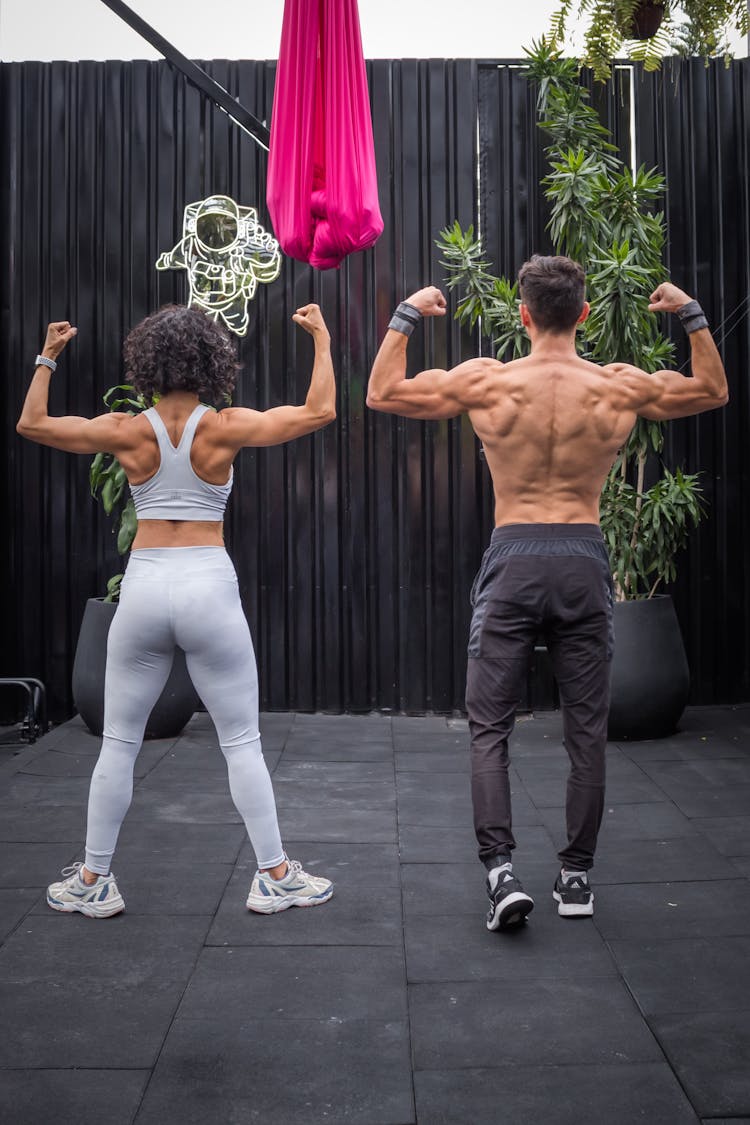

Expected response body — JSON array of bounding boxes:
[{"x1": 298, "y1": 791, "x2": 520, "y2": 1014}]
[{"x1": 367, "y1": 256, "x2": 728, "y2": 931}]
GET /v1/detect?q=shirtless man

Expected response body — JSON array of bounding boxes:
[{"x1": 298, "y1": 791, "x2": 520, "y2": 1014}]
[{"x1": 367, "y1": 255, "x2": 728, "y2": 931}]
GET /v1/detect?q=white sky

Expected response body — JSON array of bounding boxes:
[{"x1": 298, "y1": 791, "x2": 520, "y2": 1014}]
[{"x1": 2, "y1": 0, "x2": 745, "y2": 62}]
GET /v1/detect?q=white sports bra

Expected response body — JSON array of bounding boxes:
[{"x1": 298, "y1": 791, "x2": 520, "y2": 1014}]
[{"x1": 129, "y1": 404, "x2": 233, "y2": 521}]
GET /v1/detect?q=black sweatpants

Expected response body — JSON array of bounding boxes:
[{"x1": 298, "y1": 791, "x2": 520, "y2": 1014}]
[{"x1": 465, "y1": 524, "x2": 614, "y2": 872}]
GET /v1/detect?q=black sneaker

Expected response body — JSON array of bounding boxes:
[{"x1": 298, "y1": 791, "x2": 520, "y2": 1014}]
[
  {"x1": 553, "y1": 868, "x2": 594, "y2": 917},
  {"x1": 486, "y1": 863, "x2": 534, "y2": 931}
]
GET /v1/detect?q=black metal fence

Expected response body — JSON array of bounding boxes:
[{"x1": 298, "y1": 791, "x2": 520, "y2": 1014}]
[{"x1": 2, "y1": 57, "x2": 748, "y2": 720}]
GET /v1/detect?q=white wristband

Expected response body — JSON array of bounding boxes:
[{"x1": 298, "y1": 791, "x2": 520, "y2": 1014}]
[{"x1": 35, "y1": 354, "x2": 57, "y2": 372}]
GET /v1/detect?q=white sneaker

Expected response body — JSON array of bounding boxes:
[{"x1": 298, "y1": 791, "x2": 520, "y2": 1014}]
[
  {"x1": 47, "y1": 862, "x2": 125, "y2": 918},
  {"x1": 246, "y1": 858, "x2": 334, "y2": 914}
]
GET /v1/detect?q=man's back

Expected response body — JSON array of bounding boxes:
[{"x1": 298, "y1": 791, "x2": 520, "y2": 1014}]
[
  {"x1": 366, "y1": 277, "x2": 728, "y2": 527},
  {"x1": 470, "y1": 353, "x2": 636, "y2": 526}
]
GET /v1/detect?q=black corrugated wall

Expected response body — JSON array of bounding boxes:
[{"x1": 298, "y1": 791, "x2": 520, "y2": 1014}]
[{"x1": 1, "y1": 58, "x2": 748, "y2": 719}]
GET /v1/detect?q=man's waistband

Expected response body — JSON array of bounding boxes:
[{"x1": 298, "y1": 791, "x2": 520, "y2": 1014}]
[{"x1": 491, "y1": 523, "x2": 603, "y2": 544}]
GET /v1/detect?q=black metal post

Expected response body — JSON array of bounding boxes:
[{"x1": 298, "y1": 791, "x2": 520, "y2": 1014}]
[{"x1": 98, "y1": 0, "x2": 271, "y2": 150}]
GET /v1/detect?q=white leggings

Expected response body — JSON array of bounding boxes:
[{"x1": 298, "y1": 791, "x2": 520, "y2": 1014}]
[{"x1": 85, "y1": 547, "x2": 285, "y2": 875}]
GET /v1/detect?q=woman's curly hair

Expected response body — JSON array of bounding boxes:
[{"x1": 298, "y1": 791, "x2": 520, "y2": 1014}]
[{"x1": 123, "y1": 305, "x2": 240, "y2": 406}]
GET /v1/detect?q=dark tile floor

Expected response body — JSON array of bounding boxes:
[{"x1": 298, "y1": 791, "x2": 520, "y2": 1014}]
[{"x1": 1, "y1": 706, "x2": 749, "y2": 1124}]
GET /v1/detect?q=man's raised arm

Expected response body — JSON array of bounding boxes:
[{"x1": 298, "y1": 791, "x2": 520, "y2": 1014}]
[
  {"x1": 607, "y1": 282, "x2": 729, "y2": 421},
  {"x1": 367, "y1": 286, "x2": 493, "y2": 420}
]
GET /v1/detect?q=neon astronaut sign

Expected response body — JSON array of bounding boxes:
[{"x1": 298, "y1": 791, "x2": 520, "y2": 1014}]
[{"x1": 156, "y1": 195, "x2": 282, "y2": 337}]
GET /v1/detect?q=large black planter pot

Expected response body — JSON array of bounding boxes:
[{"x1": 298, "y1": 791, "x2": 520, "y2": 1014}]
[
  {"x1": 72, "y1": 598, "x2": 200, "y2": 739},
  {"x1": 608, "y1": 595, "x2": 690, "y2": 740}
]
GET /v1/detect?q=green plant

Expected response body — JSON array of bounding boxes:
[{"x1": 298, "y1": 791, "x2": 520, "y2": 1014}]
[
  {"x1": 548, "y1": 0, "x2": 749, "y2": 81},
  {"x1": 437, "y1": 39, "x2": 705, "y2": 600},
  {"x1": 89, "y1": 385, "x2": 147, "y2": 602}
]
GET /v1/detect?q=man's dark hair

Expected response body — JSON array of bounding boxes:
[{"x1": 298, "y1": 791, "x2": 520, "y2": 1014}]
[
  {"x1": 123, "y1": 305, "x2": 240, "y2": 406},
  {"x1": 518, "y1": 255, "x2": 586, "y2": 333}
]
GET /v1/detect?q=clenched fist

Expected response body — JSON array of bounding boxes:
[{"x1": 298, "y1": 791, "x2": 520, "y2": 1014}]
[
  {"x1": 41, "y1": 321, "x2": 78, "y2": 360},
  {"x1": 648, "y1": 282, "x2": 693, "y2": 314},
  {"x1": 292, "y1": 303, "x2": 330, "y2": 342},
  {"x1": 404, "y1": 287, "x2": 448, "y2": 318}
]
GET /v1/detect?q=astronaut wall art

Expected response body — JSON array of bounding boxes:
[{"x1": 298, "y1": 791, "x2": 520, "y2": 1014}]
[{"x1": 156, "y1": 195, "x2": 282, "y2": 337}]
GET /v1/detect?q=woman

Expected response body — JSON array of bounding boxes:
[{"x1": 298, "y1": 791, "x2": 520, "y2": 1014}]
[{"x1": 17, "y1": 302, "x2": 336, "y2": 918}]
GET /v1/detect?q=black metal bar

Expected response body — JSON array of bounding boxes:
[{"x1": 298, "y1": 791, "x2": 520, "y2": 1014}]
[
  {"x1": 0, "y1": 678, "x2": 48, "y2": 741},
  {"x1": 98, "y1": 0, "x2": 271, "y2": 150}
]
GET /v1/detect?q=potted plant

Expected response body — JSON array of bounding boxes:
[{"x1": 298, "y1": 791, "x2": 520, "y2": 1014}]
[
  {"x1": 71, "y1": 384, "x2": 199, "y2": 738},
  {"x1": 438, "y1": 41, "x2": 706, "y2": 738},
  {"x1": 547, "y1": 0, "x2": 749, "y2": 80}
]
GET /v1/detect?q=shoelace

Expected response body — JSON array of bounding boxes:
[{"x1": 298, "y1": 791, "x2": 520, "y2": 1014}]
[{"x1": 58, "y1": 862, "x2": 85, "y2": 886}]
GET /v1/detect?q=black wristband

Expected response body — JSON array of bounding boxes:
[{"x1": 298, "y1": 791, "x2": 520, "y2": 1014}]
[
  {"x1": 677, "y1": 300, "x2": 709, "y2": 334},
  {"x1": 388, "y1": 301, "x2": 423, "y2": 337}
]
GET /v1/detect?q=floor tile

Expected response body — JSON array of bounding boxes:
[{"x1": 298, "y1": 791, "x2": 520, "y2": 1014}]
[
  {"x1": 0, "y1": 1069, "x2": 150, "y2": 1125},
  {"x1": 590, "y1": 838, "x2": 737, "y2": 885},
  {"x1": 641, "y1": 758, "x2": 750, "y2": 788},
  {"x1": 0, "y1": 887, "x2": 41, "y2": 942},
  {"x1": 396, "y1": 771, "x2": 538, "y2": 828},
  {"x1": 693, "y1": 815, "x2": 750, "y2": 856},
  {"x1": 126, "y1": 785, "x2": 242, "y2": 824},
  {"x1": 609, "y1": 936, "x2": 750, "y2": 1016},
  {"x1": 518, "y1": 760, "x2": 665, "y2": 807},
  {"x1": 0, "y1": 916, "x2": 211, "y2": 1067},
  {"x1": 397, "y1": 822, "x2": 479, "y2": 862},
  {"x1": 620, "y1": 733, "x2": 749, "y2": 762},
  {"x1": 0, "y1": 775, "x2": 93, "y2": 806},
  {"x1": 395, "y1": 750, "x2": 470, "y2": 773},
  {"x1": 397, "y1": 822, "x2": 555, "y2": 864},
  {"x1": 277, "y1": 805, "x2": 397, "y2": 844},
  {"x1": 401, "y1": 853, "x2": 561, "y2": 921},
  {"x1": 16, "y1": 751, "x2": 97, "y2": 777},
  {"x1": 653, "y1": 1010, "x2": 750, "y2": 1117},
  {"x1": 136, "y1": 1017, "x2": 413, "y2": 1125},
  {"x1": 114, "y1": 821, "x2": 246, "y2": 864},
  {"x1": 207, "y1": 843, "x2": 402, "y2": 946},
  {"x1": 592, "y1": 880, "x2": 750, "y2": 940},
  {"x1": 0, "y1": 842, "x2": 80, "y2": 887},
  {"x1": 392, "y1": 715, "x2": 453, "y2": 736},
  {"x1": 177, "y1": 946, "x2": 407, "y2": 1022},
  {"x1": 272, "y1": 760, "x2": 395, "y2": 809},
  {"x1": 282, "y1": 736, "x2": 394, "y2": 762},
  {"x1": 404, "y1": 911, "x2": 617, "y2": 982},
  {"x1": 414, "y1": 1063, "x2": 699, "y2": 1125},
  {"x1": 154, "y1": 744, "x2": 280, "y2": 774},
  {"x1": 291, "y1": 714, "x2": 393, "y2": 741},
  {"x1": 410, "y1": 979, "x2": 662, "y2": 1069},
  {"x1": 392, "y1": 731, "x2": 469, "y2": 755},
  {"x1": 0, "y1": 804, "x2": 86, "y2": 843}
]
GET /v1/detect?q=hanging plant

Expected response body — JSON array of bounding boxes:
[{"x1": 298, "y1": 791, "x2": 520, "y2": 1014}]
[{"x1": 548, "y1": 0, "x2": 749, "y2": 80}]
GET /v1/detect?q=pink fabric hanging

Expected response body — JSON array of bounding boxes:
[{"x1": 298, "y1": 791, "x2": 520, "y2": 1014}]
[{"x1": 267, "y1": 0, "x2": 384, "y2": 270}]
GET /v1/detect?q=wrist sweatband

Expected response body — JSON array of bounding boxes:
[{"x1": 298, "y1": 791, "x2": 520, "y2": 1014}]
[
  {"x1": 677, "y1": 300, "x2": 709, "y2": 334},
  {"x1": 35, "y1": 354, "x2": 57, "y2": 372},
  {"x1": 388, "y1": 301, "x2": 422, "y2": 337}
]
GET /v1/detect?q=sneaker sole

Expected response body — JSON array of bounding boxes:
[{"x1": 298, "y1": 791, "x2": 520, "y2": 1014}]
[
  {"x1": 486, "y1": 891, "x2": 534, "y2": 931},
  {"x1": 553, "y1": 890, "x2": 594, "y2": 918},
  {"x1": 46, "y1": 893, "x2": 125, "y2": 919},
  {"x1": 246, "y1": 888, "x2": 334, "y2": 914}
]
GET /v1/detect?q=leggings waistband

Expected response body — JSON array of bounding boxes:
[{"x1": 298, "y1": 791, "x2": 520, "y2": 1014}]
[{"x1": 125, "y1": 546, "x2": 236, "y2": 580}]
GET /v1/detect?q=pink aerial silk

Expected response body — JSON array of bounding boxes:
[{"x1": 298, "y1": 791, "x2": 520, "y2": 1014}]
[{"x1": 267, "y1": 0, "x2": 384, "y2": 270}]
